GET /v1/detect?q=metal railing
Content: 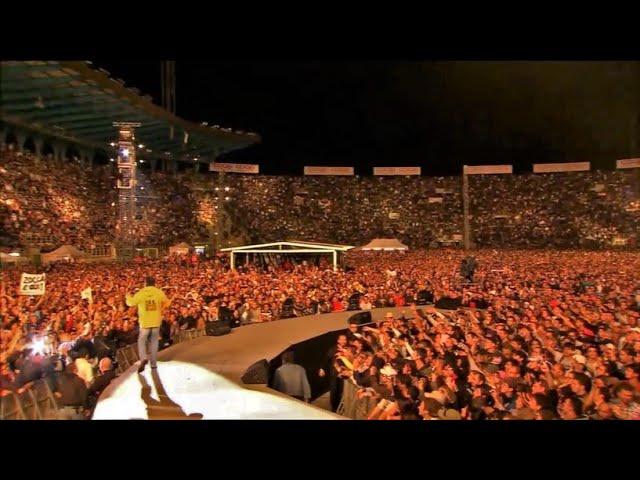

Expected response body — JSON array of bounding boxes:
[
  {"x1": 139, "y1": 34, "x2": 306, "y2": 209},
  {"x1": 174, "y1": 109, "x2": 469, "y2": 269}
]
[{"x1": 336, "y1": 380, "x2": 376, "y2": 420}]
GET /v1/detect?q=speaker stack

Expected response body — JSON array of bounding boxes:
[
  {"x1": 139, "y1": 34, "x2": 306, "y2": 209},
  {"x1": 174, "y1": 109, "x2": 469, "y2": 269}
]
[{"x1": 205, "y1": 320, "x2": 232, "y2": 336}]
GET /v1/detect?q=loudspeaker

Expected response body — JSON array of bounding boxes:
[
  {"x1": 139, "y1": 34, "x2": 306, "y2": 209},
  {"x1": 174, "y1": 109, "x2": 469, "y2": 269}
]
[
  {"x1": 347, "y1": 292, "x2": 361, "y2": 311},
  {"x1": 281, "y1": 298, "x2": 295, "y2": 318},
  {"x1": 348, "y1": 311, "x2": 372, "y2": 326},
  {"x1": 241, "y1": 359, "x2": 270, "y2": 384},
  {"x1": 417, "y1": 289, "x2": 434, "y2": 305},
  {"x1": 205, "y1": 321, "x2": 231, "y2": 336},
  {"x1": 435, "y1": 297, "x2": 462, "y2": 310}
]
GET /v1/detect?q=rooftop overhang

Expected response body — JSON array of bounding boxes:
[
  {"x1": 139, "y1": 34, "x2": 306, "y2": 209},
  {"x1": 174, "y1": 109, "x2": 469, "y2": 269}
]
[{"x1": 0, "y1": 61, "x2": 261, "y2": 163}]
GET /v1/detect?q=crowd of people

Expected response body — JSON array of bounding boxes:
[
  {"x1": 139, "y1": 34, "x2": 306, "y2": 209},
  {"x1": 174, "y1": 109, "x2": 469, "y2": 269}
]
[
  {"x1": 0, "y1": 148, "x2": 218, "y2": 250},
  {"x1": 228, "y1": 175, "x2": 463, "y2": 247},
  {"x1": 1, "y1": 248, "x2": 639, "y2": 419},
  {"x1": 2, "y1": 142, "x2": 639, "y2": 420},
  {"x1": 470, "y1": 170, "x2": 640, "y2": 248},
  {"x1": 322, "y1": 250, "x2": 640, "y2": 420},
  {"x1": 3, "y1": 147, "x2": 638, "y2": 253},
  {"x1": 1, "y1": 148, "x2": 114, "y2": 250},
  {"x1": 229, "y1": 171, "x2": 639, "y2": 249}
]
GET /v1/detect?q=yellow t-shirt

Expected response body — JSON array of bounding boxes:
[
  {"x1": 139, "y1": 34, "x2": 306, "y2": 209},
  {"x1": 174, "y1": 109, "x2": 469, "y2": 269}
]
[{"x1": 126, "y1": 286, "x2": 170, "y2": 328}]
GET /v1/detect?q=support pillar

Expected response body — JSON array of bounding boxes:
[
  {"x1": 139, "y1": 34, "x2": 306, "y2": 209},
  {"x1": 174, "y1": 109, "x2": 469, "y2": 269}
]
[
  {"x1": 15, "y1": 132, "x2": 27, "y2": 153},
  {"x1": 333, "y1": 250, "x2": 337, "y2": 271},
  {"x1": 77, "y1": 149, "x2": 86, "y2": 168},
  {"x1": 150, "y1": 158, "x2": 158, "y2": 172},
  {"x1": 53, "y1": 142, "x2": 66, "y2": 164},
  {"x1": 80, "y1": 149, "x2": 94, "y2": 169},
  {"x1": 230, "y1": 251, "x2": 235, "y2": 270},
  {"x1": 34, "y1": 137, "x2": 44, "y2": 158},
  {"x1": 0, "y1": 126, "x2": 8, "y2": 149},
  {"x1": 171, "y1": 159, "x2": 178, "y2": 174},
  {"x1": 194, "y1": 162, "x2": 201, "y2": 173}
]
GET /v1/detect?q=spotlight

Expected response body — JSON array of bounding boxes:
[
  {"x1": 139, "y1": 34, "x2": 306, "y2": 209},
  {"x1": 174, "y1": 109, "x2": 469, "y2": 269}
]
[
  {"x1": 138, "y1": 144, "x2": 144, "y2": 148},
  {"x1": 109, "y1": 158, "x2": 115, "y2": 162},
  {"x1": 224, "y1": 187, "x2": 230, "y2": 192},
  {"x1": 110, "y1": 142, "x2": 116, "y2": 147},
  {"x1": 31, "y1": 337, "x2": 46, "y2": 356},
  {"x1": 121, "y1": 148, "x2": 129, "y2": 158},
  {"x1": 9, "y1": 252, "x2": 20, "y2": 257}
]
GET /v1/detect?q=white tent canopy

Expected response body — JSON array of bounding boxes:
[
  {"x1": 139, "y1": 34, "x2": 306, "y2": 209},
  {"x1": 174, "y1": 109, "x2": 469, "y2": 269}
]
[
  {"x1": 169, "y1": 242, "x2": 192, "y2": 256},
  {"x1": 359, "y1": 238, "x2": 409, "y2": 251},
  {"x1": 41, "y1": 245, "x2": 88, "y2": 264},
  {"x1": 221, "y1": 240, "x2": 354, "y2": 271},
  {"x1": 0, "y1": 252, "x2": 29, "y2": 265}
]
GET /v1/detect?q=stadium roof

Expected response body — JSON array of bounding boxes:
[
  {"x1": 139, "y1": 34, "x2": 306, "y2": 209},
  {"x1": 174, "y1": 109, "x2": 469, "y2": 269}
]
[{"x1": 0, "y1": 61, "x2": 260, "y2": 163}]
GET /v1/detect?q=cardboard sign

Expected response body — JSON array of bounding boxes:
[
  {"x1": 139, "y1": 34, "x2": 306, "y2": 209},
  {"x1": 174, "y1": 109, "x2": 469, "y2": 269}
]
[{"x1": 19, "y1": 273, "x2": 46, "y2": 296}]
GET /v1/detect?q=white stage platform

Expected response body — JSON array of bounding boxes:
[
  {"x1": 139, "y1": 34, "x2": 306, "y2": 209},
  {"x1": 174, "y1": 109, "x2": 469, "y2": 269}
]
[{"x1": 93, "y1": 307, "x2": 407, "y2": 420}]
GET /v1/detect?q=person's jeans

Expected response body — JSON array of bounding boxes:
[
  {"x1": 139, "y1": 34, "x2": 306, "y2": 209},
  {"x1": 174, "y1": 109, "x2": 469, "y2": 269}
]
[{"x1": 138, "y1": 327, "x2": 160, "y2": 367}]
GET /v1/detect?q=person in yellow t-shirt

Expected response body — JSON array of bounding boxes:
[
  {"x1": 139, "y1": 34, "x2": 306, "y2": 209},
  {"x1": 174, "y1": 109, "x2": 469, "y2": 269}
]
[{"x1": 126, "y1": 276, "x2": 170, "y2": 373}]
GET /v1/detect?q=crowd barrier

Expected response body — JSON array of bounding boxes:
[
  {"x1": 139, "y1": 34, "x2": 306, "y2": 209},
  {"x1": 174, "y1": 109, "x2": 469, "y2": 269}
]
[
  {"x1": 1, "y1": 328, "x2": 206, "y2": 420},
  {"x1": 336, "y1": 379, "x2": 377, "y2": 420},
  {"x1": 0, "y1": 377, "x2": 60, "y2": 420}
]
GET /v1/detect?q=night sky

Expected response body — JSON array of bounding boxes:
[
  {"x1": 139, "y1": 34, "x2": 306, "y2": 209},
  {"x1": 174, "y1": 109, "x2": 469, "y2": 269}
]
[{"x1": 95, "y1": 61, "x2": 640, "y2": 175}]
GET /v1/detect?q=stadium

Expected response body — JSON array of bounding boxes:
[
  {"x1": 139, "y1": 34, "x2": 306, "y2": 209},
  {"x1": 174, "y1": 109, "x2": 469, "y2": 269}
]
[{"x1": 1, "y1": 61, "x2": 639, "y2": 420}]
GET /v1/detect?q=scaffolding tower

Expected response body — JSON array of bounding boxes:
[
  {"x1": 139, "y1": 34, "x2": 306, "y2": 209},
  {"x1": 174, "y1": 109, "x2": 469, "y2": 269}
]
[{"x1": 114, "y1": 122, "x2": 141, "y2": 259}]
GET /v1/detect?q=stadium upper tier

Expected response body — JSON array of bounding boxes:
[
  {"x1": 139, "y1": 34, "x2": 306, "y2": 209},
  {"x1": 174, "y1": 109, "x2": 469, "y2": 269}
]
[
  {"x1": 1, "y1": 149, "x2": 638, "y2": 251},
  {"x1": 0, "y1": 61, "x2": 259, "y2": 164}
]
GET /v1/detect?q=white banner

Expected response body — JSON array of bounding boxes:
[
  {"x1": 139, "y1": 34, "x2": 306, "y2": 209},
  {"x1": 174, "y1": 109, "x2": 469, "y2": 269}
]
[
  {"x1": 463, "y1": 165, "x2": 513, "y2": 175},
  {"x1": 209, "y1": 162, "x2": 259, "y2": 174},
  {"x1": 19, "y1": 273, "x2": 46, "y2": 296},
  {"x1": 304, "y1": 166, "x2": 354, "y2": 176},
  {"x1": 373, "y1": 166, "x2": 421, "y2": 176},
  {"x1": 533, "y1": 162, "x2": 590, "y2": 173},
  {"x1": 616, "y1": 158, "x2": 640, "y2": 169},
  {"x1": 428, "y1": 197, "x2": 444, "y2": 203}
]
